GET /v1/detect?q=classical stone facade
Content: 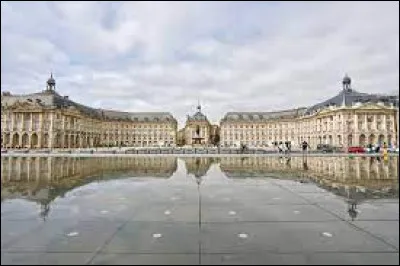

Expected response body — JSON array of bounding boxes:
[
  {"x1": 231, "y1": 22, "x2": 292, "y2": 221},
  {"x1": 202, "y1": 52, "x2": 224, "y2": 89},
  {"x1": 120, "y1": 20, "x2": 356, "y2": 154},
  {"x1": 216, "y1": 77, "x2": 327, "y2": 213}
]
[
  {"x1": 183, "y1": 105, "x2": 218, "y2": 146},
  {"x1": 220, "y1": 75, "x2": 399, "y2": 149},
  {"x1": 1, "y1": 74, "x2": 177, "y2": 149},
  {"x1": 1, "y1": 74, "x2": 398, "y2": 149}
]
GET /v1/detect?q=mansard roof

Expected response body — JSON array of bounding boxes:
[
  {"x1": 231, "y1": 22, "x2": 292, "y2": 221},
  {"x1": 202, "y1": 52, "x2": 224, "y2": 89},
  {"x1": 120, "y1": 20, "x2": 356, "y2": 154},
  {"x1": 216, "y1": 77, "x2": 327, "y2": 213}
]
[
  {"x1": 221, "y1": 108, "x2": 307, "y2": 122},
  {"x1": 1, "y1": 90, "x2": 177, "y2": 123},
  {"x1": 304, "y1": 88, "x2": 398, "y2": 115}
]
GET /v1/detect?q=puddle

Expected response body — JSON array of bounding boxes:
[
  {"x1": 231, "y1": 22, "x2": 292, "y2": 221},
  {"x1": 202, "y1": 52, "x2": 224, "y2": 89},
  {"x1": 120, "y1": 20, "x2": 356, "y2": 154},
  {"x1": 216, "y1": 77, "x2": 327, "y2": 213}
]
[
  {"x1": 66, "y1": 232, "x2": 79, "y2": 237},
  {"x1": 321, "y1": 232, "x2": 333, "y2": 237},
  {"x1": 152, "y1": 233, "x2": 162, "y2": 238},
  {"x1": 238, "y1": 233, "x2": 248, "y2": 239}
]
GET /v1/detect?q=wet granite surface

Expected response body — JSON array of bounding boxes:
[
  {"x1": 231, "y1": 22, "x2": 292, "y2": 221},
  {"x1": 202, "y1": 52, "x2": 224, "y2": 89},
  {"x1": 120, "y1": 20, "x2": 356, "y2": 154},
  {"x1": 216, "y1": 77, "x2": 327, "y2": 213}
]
[{"x1": 1, "y1": 156, "x2": 399, "y2": 265}]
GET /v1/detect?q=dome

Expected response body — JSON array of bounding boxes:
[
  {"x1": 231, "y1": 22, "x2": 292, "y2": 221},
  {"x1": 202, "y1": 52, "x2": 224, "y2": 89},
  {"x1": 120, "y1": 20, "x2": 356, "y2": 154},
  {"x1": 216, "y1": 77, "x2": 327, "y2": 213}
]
[
  {"x1": 47, "y1": 73, "x2": 56, "y2": 86},
  {"x1": 187, "y1": 104, "x2": 209, "y2": 122},
  {"x1": 342, "y1": 74, "x2": 351, "y2": 85},
  {"x1": 191, "y1": 111, "x2": 207, "y2": 121}
]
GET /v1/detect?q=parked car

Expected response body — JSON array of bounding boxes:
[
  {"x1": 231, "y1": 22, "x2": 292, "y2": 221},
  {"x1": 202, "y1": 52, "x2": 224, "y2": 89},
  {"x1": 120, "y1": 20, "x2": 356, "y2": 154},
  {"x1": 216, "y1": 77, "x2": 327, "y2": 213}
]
[
  {"x1": 348, "y1": 146, "x2": 365, "y2": 153},
  {"x1": 365, "y1": 144, "x2": 381, "y2": 153},
  {"x1": 333, "y1": 145, "x2": 345, "y2": 152},
  {"x1": 316, "y1": 144, "x2": 334, "y2": 153}
]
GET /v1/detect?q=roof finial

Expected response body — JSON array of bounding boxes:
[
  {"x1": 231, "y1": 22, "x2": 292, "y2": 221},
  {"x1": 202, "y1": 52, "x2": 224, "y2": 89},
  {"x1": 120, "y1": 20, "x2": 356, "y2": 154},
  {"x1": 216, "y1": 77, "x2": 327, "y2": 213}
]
[
  {"x1": 342, "y1": 73, "x2": 351, "y2": 85},
  {"x1": 46, "y1": 71, "x2": 56, "y2": 91},
  {"x1": 197, "y1": 99, "x2": 201, "y2": 112}
]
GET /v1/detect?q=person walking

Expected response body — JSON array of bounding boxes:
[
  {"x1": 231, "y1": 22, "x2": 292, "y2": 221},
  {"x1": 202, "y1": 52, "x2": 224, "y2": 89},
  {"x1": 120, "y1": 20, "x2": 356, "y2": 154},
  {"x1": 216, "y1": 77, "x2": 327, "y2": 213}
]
[
  {"x1": 302, "y1": 140, "x2": 309, "y2": 155},
  {"x1": 279, "y1": 141, "x2": 285, "y2": 155},
  {"x1": 382, "y1": 142, "x2": 388, "y2": 160},
  {"x1": 285, "y1": 141, "x2": 291, "y2": 156}
]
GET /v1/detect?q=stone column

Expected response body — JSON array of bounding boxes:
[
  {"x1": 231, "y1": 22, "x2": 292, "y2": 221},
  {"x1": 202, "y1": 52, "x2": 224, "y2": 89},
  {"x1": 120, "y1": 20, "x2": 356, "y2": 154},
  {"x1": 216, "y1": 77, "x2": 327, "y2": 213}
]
[
  {"x1": 383, "y1": 113, "x2": 387, "y2": 133},
  {"x1": 9, "y1": 113, "x2": 14, "y2": 147},
  {"x1": 19, "y1": 113, "x2": 24, "y2": 147},
  {"x1": 354, "y1": 113, "x2": 358, "y2": 133},
  {"x1": 49, "y1": 112, "x2": 54, "y2": 149},
  {"x1": 30, "y1": 113, "x2": 33, "y2": 132},
  {"x1": 107, "y1": 128, "x2": 110, "y2": 146},
  {"x1": 62, "y1": 116, "x2": 66, "y2": 148},
  {"x1": 38, "y1": 113, "x2": 43, "y2": 148},
  {"x1": 341, "y1": 112, "x2": 346, "y2": 148}
]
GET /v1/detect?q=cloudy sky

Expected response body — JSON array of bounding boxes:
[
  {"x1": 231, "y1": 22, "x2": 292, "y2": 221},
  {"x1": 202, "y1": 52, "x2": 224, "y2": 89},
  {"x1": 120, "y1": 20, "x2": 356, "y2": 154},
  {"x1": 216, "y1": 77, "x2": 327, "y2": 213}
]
[{"x1": 1, "y1": 1, "x2": 399, "y2": 126}]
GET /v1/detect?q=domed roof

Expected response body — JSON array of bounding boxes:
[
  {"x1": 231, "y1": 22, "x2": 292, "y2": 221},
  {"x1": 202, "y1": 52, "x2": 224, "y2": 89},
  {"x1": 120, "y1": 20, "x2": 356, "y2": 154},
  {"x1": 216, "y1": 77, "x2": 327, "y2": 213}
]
[
  {"x1": 342, "y1": 74, "x2": 351, "y2": 84},
  {"x1": 303, "y1": 77, "x2": 398, "y2": 116},
  {"x1": 187, "y1": 104, "x2": 209, "y2": 122},
  {"x1": 191, "y1": 111, "x2": 207, "y2": 121},
  {"x1": 47, "y1": 73, "x2": 56, "y2": 85}
]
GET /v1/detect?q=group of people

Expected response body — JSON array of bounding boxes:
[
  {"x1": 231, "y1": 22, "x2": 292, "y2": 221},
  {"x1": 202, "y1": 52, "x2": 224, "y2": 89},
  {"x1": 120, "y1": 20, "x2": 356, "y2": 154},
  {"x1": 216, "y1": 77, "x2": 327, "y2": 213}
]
[
  {"x1": 276, "y1": 140, "x2": 310, "y2": 155},
  {"x1": 277, "y1": 141, "x2": 291, "y2": 154}
]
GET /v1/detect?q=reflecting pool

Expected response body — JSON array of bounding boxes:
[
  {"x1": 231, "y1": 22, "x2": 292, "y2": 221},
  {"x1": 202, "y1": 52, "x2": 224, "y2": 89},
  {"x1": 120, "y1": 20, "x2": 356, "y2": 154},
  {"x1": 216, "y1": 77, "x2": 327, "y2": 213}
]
[{"x1": 1, "y1": 156, "x2": 399, "y2": 265}]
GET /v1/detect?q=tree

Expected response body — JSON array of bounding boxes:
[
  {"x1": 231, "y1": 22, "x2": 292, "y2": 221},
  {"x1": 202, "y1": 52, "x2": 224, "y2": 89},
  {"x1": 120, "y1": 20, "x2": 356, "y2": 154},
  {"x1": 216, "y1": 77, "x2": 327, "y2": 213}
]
[{"x1": 213, "y1": 134, "x2": 220, "y2": 146}]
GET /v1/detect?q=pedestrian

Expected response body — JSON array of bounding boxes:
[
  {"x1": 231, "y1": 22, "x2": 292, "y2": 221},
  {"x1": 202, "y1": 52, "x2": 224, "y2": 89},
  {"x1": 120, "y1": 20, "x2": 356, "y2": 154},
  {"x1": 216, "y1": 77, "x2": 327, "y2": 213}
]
[
  {"x1": 302, "y1": 140, "x2": 309, "y2": 154},
  {"x1": 278, "y1": 141, "x2": 284, "y2": 154},
  {"x1": 285, "y1": 141, "x2": 291, "y2": 156},
  {"x1": 382, "y1": 142, "x2": 388, "y2": 160}
]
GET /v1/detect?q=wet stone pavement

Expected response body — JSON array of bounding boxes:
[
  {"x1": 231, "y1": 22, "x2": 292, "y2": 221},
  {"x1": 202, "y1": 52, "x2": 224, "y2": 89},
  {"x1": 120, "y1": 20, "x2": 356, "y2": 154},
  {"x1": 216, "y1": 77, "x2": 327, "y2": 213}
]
[{"x1": 1, "y1": 156, "x2": 399, "y2": 265}]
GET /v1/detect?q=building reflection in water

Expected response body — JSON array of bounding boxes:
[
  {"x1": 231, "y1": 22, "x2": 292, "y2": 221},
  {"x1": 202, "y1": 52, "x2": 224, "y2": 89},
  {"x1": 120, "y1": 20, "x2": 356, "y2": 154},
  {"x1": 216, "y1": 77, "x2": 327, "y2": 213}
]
[
  {"x1": 219, "y1": 156, "x2": 398, "y2": 187},
  {"x1": 1, "y1": 156, "x2": 398, "y2": 221},
  {"x1": 183, "y1": 157, "x2": 215, "y2": 178},
  {"x1": 1, "y1": 157, "x2": 178, "y2": 219},
  {"x1": 220, "y1": 156, "x2": 399, "y2": 216}
]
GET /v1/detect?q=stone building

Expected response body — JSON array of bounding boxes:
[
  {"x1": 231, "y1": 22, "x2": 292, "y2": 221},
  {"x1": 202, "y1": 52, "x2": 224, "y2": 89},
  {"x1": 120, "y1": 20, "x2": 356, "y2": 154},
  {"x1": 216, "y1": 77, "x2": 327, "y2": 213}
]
[
  {"x1": 1, "y1": 74, "x2": 398, "y2": 150},
  {"x1": 220, "y1": 75, "x2": 399, "y2": 149},
  {"x1": 1, "y1": 74, "x2": 178, "y2": 149},
  {"x1": 183, "y1": 104, "x2": 214, "y2": 146}
]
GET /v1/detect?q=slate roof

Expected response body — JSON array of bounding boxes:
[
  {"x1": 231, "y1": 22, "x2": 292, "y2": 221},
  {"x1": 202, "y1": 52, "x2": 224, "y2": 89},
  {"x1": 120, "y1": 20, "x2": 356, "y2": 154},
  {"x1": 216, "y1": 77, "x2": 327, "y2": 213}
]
[
  {"x1": 1, "y1": 90, "x2": 177, "y2": 123},
  {"x1": 304, "y1": 88, "x2": 398, "y2": 115},
  {"x1": 221, "y1": 108, "x2": 307, "y2": 122}
]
